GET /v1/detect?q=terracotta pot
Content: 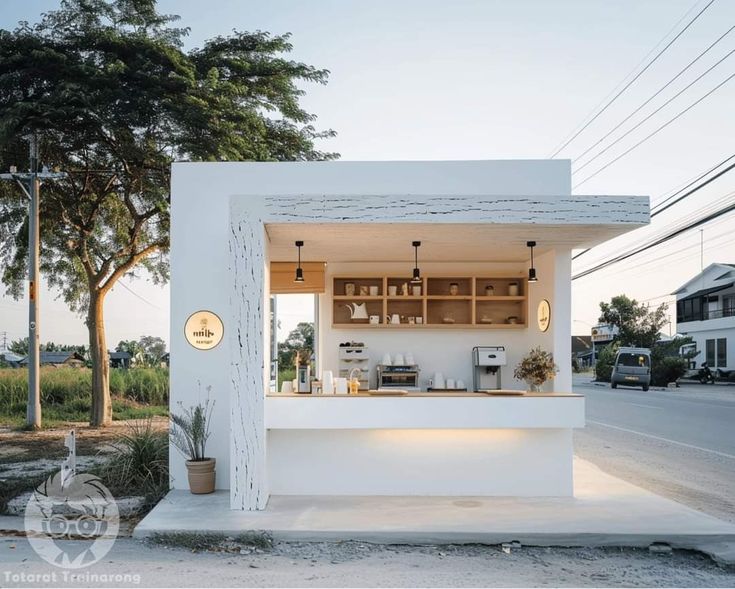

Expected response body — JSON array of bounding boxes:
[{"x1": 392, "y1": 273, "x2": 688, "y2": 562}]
[{"x1": 186, "y1": 458, "x2": 216, "y2": 494}]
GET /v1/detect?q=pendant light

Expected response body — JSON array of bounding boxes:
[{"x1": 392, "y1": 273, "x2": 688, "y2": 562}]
[
  {"x1": 294, "y1": 240, "x2": 305, "y2": 282},
  {"x1": 527, "y1": 240, "x2": 538, "y2": 283},
  {"x1": 410, "y1": 241, "x2": 422, "y2": 284}
]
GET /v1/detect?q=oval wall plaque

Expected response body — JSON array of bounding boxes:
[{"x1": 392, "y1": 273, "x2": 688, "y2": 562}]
[
  {"x1": 537, "y1": 299, "x2": 551, "y2": 332},
  {"x1": 184, "y1": 310, "x2": 224, "y2": 350}
]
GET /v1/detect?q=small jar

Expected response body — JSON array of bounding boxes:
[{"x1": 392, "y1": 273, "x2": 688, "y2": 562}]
[
  {"x1": 349, "y1": 378, "x2": 360, "y2": 395},
  {"x1": 345, "y1": 282, "x2": 356, "y2": 296},
  {"x1": 449, "y1": 282, "x2": 459, "y2": 296},
  {"x1": 508, "y1": 282, "x2": 519, "y2": 296},
  {"x1": 485, "y1": 285, "x2": 495, "y2": 296}
]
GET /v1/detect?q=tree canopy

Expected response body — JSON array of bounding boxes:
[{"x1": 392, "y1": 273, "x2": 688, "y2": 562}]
[
  {"x1": 0, "y1": 0, "x2": 336, "y2": 425},
  {"x1": 598, "y1": 294, "x2": 669, "y2": 349}
]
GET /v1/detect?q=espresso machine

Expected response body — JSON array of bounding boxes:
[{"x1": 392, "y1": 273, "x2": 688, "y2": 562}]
[{"x1": 472, "y1": 346, "x2": 506, "y2": 391}]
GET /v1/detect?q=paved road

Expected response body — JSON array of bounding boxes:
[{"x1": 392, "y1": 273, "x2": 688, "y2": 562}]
[{"x1": 573, "y1": 376, "x2": 735, "y2": 523}]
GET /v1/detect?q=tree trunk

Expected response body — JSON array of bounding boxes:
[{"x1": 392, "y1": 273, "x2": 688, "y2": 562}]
[{"x1": 88, "y1": 293, "x2": 111, "y2": 427}]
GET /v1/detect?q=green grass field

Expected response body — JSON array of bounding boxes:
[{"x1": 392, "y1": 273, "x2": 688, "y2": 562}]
[{"x1": 0, "y1": 367, "x2": 169, "y2": 426}]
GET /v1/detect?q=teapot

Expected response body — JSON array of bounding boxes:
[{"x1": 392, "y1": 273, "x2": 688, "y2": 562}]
[
  {"x1": 343, "y1": 302, "x2": 369, "y2": 320},
  {"x1": 386, "y1": 313, "x2": 401, "y2": 324}
]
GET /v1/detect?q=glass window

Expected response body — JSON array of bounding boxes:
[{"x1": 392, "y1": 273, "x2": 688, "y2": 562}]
[
  {"x1": 706, "y1": 339, "x2": 716, "y2": 366},
  {"x1": 272, "y1": 294, "x2": 317, "y2": 392},
  {"x1": 716, "y1": 338, "x2": 727, "y2": 368},
  {"x1": 616, "y1": 353, "x2": 650, "y2": 367},
  {"x1": 723, "y1": 294, "x2": 735, "y2": 316}
]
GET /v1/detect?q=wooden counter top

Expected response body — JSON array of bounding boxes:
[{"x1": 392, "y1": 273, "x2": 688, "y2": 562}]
[{"x1": 268, "y1": 391, "x2": 582, "y2": 398}]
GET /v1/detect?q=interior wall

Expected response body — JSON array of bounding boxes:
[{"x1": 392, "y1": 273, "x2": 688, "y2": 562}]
[{"x1": 318, "y1": 254, "x2": 563, "y2": 391}]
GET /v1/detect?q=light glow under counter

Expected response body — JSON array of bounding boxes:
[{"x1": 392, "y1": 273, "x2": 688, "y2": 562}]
[{"x1": 266, "y1": 392, "x2": 585, "y2": 430}]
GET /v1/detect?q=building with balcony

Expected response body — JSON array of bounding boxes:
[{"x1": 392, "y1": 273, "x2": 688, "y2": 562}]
[{"x1": 674, "y1": 263, "x2": 735, "y2": 373}]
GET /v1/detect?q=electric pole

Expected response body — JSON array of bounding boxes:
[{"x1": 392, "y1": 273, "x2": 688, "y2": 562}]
[{"x1": 0, "y1": 134, "x2": 65, "y2": 429}]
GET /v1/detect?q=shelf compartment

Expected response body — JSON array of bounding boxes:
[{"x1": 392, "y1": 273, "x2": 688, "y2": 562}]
[
  {"x1": 475, "y1": 277, "x2": 524, "y2": 297},
  {"x1": 386, "y1": 299, "x2": 424, "y2": 325},
  {"x1": 426, "y1": 299, "x2": 472, "y2": 325},
  {"x1": 475, "y1": 299, "x2": 527, "y2": 327},
  {"x1": 333, "y1": 277, "x2": 383, "y2": 297},
  {"x1": 386, "y1": 277, "x2": 423, "y2": 297},
  {"x1": 427, "y1": 277, "x2": 472, "y2": 297},
  {"x1": 332, "y1": 299, "x2": 384, "y2": 325}
]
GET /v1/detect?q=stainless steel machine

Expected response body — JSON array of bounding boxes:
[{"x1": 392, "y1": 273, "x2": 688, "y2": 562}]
[
  {"x1": 377, "y1": 364, "x2": 420, "y2": 391},
  {"x1": 472, "y1": 346, "x2": 506, "y2": 391}
]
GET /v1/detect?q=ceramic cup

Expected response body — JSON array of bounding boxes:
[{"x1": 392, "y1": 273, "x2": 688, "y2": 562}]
[
  {"x1": 322, "y1": 370, "x2": 334, "y2": 394},
  {"x1": 412, "y1": 285, "x2": 421, "y2": 296},
  {"x1": 334, "y1": 377, "x2": 348, "y2": 394},
  {"x1": 360, "y1": 285, "x2": 369, "y2": 296},
  {"x1": 388, "y1": 285, "x2": 398, "y2": 296},
  {"x1": 416, "y1": 316, "x2": 423, "y2": 324},
  {"x1": 345, "y1": 283, "x2": 355, "y2": 296},
  {"x1": 369, "y1": 286, "x2": 379, "y2": 296},
  {"x1": 446, "y1": 378, "x2": 456, "y2": 389},
  {"x1": 369, "y1": 315, "x2": 380, "y2": 324}
]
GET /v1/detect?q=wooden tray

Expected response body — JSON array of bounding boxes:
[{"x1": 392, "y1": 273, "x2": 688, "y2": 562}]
[{"x1": 367, "y1": 389, "x2": 408, "y2": 396}]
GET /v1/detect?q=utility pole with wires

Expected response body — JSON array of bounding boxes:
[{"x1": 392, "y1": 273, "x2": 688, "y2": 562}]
[{"x1": 0, "y1": 134, "x2": 65, "y2": 429}]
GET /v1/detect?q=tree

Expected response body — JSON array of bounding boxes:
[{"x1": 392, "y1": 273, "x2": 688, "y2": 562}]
[
  {"x1": 0, "y1": 0, "x2": 336, "y2": 425},
  {"x1": 9, "y1": 338, "x2": 29, "y2": 356},
  {"x1": 138, "y1": 335, "x2": 166, "y2": 367},
  {"x1": 598, "y1": 295, "x2": 668, "y2": 349},
  {"x1": 277, "y1": 323, "x2": 314, "y2": 370}
]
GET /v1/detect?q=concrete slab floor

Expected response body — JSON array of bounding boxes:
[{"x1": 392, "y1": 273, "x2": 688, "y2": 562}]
[{"x1": 134, "y1": 458, "x2": 735, "y2": 564}]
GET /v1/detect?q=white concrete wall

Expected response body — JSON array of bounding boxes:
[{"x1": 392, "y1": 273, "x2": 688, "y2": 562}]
[
  {"x1": 679, "y1": 327, "x2": 734, "y2": 370},
  {"x1": 171, "y1": 160, "x2": 573, "y2": 493},
  {"x1": 169, "y1": 160, "x2": 644, "y2": 506},
  {"x1": 267, "y1": 429, "x2": 574, "y2": 496}
]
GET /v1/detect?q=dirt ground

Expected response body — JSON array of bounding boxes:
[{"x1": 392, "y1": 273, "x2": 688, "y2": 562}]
[
  {"x1": 1, "y1": 537, "x2": 734, "y2": 588},
  {"x1": 0, "y1": 419, "x2": 168, "y2": 513},
  {"x1": 0, "y1": 418, "x2": 168, "y2": 462}
]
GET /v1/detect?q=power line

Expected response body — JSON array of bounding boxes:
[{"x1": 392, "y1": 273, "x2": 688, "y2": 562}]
[
  {"x1": 572, "y1": 154, "x2": 735, "y2": 261},
  {"x1": 572, "y1": 25, "x2": 734, "y2": 165},
  {"x1": 115, "y1": 280, "x2": 163, "y2": 310},
  {"x1": 573, "y1": 72, "x2": 735, "y2": 189},
  {"x1": 651, "y1": 152, "x2": 735, "y2": 210},
  {"x1": 549, "y1": 0, "x2": 716, "y2": 158},
  {"x1": 572, "y1": 195, "x2": 735, "y2": 280},
  {"x1": 573, "y1": 47, "x2": 735, "y2": 175},
  {"x1": 651, "y1": 158, "x2": 735, "y2": 217}
]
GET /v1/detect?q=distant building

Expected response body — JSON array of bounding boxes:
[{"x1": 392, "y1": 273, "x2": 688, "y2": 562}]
[
  {"x1": 0, "y1": 351, "x2": 23, "y2": 367},
  {"x1": 109, "y1": 351, "x2": 132, "y2": 369},
  {"x1": 674, "y1": 263, "x2": 734, "y2": 374},
  {"x1": 571, "y1": 335, "x2": 593, "y2": 367},
  {"x1": 19, "y1": 351, "x2": 86, "y2": 368}
]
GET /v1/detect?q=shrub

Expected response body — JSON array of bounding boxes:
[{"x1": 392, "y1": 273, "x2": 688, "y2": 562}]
[
  {"x1": 594, "y1": 343, "x2": 619, "y2": 382},
  {"x1": 651, "y1": 355, "x2": 688, "y2": 386},
  {"x1": 97, "y1": 420, "x2": 169, "y2": 504}
]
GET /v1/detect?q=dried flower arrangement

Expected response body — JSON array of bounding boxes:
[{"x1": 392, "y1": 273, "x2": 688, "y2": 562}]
[{"x1": 513, "y1": 347, "x2": 558, "y2": 391}]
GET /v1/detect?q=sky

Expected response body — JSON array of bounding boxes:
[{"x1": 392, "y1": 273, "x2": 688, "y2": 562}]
[{"x1": 1, "y1": 0, "x2": 734, "y2": 348}]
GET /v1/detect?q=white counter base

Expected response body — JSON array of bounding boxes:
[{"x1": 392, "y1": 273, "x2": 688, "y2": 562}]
[{"x1": 268, "y1": 428, "x2": 574, "y2": 496}]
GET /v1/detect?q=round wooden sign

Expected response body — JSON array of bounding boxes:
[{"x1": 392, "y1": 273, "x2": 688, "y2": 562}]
[
  {"x1": 537, "y1": 299, "x2": 551, "y2": 332},
  {"x1": 184, "y1": 310, "x2": 224, "y2": 350}
]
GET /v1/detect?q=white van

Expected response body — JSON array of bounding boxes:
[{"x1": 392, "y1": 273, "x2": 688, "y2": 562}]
[{"x1": 611, "y1": 347, "x2": 651, "y2": 391}]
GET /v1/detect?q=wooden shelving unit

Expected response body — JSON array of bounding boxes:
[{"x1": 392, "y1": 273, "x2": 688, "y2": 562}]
[{"x1": 332, "y1": 275, "x2": 528, "y2": 329}]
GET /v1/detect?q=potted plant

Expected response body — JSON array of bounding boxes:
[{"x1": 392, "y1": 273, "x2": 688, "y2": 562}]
[
  {"x1": 514, "y1": 347, "x2": 558, "y2": 392},
  {"x1": 170, "y1": 396, "x2": 216, "y2": 494}
]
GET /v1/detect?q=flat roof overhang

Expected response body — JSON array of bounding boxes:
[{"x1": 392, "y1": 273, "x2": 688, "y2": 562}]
[{"x1": 266, "y1": 221, "x2": 648, "y2": 263}]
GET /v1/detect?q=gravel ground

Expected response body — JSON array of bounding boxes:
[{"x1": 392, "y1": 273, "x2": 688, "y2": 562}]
[{"x1": 1, "y1": 537, "x2": 734, "y2": 588}]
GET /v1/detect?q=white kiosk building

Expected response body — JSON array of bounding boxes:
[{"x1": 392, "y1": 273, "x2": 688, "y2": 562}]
[{"x1": 169, "y1": 160, "x2": 648, "y2": 510}]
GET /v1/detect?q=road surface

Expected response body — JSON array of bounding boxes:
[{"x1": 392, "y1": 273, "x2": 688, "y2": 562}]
[{"x1": 573, "y1": 376, "x2": 735, "y2": 522}]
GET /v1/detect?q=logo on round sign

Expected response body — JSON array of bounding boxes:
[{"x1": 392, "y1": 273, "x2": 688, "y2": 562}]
[
  {"x1": 184, "y1": 311, "x2": 224, "y2": 350},
  {"x1": 537, "y1": 299, "x2": 551, "y2": 332}
]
